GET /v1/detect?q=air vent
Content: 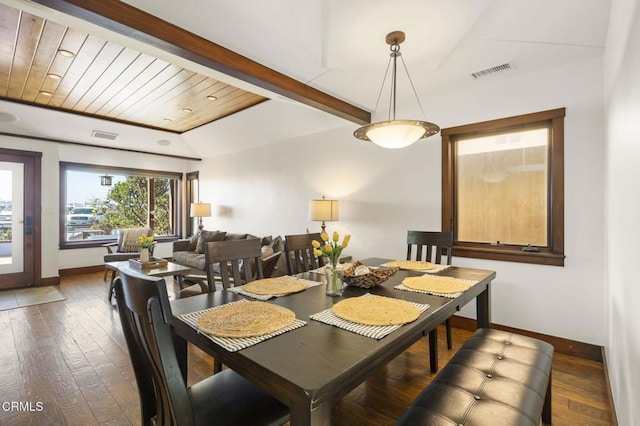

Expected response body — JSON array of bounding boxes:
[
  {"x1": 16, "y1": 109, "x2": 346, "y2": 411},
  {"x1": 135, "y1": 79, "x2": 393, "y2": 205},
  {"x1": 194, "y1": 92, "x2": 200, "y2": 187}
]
[
  {"x1": 471, "y1": 62, "x2": 512, "y2": 79},
  {"x1": 91, "y1": 130, "x2": 118, "y2": 140}
]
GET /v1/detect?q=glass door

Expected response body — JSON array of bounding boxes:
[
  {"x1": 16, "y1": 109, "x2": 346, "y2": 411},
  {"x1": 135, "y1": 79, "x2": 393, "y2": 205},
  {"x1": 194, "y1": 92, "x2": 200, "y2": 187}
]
[
  {"x1": 0, "y1": 149, "x2": 39, "y2": 289},
  {"x1": 0, "y1": 162, "x2": 24, "y2": 275}
]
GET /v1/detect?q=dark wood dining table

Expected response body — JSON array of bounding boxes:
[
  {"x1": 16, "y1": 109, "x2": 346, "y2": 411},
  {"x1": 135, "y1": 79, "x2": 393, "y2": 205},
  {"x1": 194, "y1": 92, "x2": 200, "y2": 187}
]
[{"x1": 169, "y1": 257, "x2": 496, "y2": 426}]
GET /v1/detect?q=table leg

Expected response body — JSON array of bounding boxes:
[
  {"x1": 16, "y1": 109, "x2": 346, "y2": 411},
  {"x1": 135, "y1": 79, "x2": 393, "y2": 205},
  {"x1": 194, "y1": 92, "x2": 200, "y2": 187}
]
[
  {"x1": 476, "y1": 282, "x2": 492, "y2": 328},
  {"x1": 429, "y1": 329, "x2": 438, "y2": 373},
  {"x1": 290, "y1": 400, "x2": 331, "y2": 426},
  {"x1": 172, "y1": 333, "x2": 188, "y2": 385}
]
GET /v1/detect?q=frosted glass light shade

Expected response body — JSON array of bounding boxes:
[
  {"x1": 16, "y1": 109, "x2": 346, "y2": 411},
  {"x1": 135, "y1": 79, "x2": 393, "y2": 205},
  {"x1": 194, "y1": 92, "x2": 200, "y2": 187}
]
[{"x1": 354, "y1": 120, "x2": 440, "y2": 149}]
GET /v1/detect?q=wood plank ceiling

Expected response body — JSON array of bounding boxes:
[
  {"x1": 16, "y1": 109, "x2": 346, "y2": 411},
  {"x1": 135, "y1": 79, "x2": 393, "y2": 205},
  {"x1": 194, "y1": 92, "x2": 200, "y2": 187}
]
[{"x1": 0, "y1": 3, "x2": 267, "y2": 133}]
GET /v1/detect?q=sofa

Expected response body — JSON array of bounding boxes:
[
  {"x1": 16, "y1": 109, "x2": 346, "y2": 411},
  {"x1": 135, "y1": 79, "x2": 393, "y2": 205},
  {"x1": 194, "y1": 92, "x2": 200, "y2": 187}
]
[{"x1": 172, "y1": 230, "x2": 287, "y2": 278}]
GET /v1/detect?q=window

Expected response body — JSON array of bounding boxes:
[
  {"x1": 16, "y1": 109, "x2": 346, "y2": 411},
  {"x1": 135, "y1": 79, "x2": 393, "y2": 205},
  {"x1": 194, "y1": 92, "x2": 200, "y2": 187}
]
[
  {"x1": 185, "y1": 171, "x2": 199, "y2": 237},
  {"x1": 441, "y1": 108, "x2": 565, "y2": 266},
  {"x1": 59, "y1": 162, "x2": 182, "y2": 248}
]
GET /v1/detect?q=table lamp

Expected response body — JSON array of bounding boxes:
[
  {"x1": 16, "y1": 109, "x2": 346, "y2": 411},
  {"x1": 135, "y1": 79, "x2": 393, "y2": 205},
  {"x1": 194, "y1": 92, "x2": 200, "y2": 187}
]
[
  {"x1": 190, "y1": 202, "x2": 212, "y2": 231},
  {"x1": 309, "y1": 196, "x2": 339, "y2": 233}
]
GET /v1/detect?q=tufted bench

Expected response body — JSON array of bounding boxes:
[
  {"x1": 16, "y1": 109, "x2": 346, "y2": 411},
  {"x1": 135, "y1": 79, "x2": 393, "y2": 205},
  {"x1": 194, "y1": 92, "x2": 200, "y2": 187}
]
[{"x1": 397, "y1": 328, "x2": 554, "y2": 426}]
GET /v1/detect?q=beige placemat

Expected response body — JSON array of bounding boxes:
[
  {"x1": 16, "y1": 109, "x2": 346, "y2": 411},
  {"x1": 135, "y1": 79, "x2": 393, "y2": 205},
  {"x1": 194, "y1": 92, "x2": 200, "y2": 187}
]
[
  {"x1": 384, "y1": 260, "x2": 437, "y2": 270},
  {"x1": 196, "y1": 300, "x2": 295, "y2": 338},
  {"x1": 332, "y1": 295, "x2": 420, "y2": 326},
  {"x1": 229, "y1": 277, "x2": 320, "y2": 300},
  {"x1": 244, "y1": 277, "x2": 308, "y2": 295},
  {"x1": 395, "y1": 275, "x2": 478, "y2": 298},
  {"x1": 180, "y1": 300, "x2": 306, "y2": 352},
  {"x1": 310, "y1": 294, "x2": 430, "y2": 339}
]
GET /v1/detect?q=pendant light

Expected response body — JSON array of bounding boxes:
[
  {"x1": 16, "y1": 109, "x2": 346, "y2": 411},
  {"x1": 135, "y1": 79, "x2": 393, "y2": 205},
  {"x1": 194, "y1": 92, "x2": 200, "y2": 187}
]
[{"x1": 354, "y1": 31, "x2": 439, "y2": 149}]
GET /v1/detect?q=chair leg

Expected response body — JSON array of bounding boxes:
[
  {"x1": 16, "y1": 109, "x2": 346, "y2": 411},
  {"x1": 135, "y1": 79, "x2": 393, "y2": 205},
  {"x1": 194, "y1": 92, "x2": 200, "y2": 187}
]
[
  {"x1": 445, "y1": 318, "x2": 453, "y2": 350},
  {"x1": 103, "y1": 267, "x2": 108, "y2": 281},
  {"x1": 429, "y1": 329, "x2": 438, "y2": 373}
]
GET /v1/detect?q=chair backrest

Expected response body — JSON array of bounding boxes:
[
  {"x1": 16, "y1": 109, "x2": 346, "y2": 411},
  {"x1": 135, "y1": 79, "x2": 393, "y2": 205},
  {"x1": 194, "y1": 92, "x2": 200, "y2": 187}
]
[
  {"x1": 204, "y1": 238, "x2": 263, "y2": 290},
  {"x1": 116, "y1": 227, "x2": 152, "y2": 253},
  {"x1": 284, "y1": 233, "x2": 324, "y2": 275},
  {"x1": 114, "y1": 270, "x2": 193, "y2": 426},
  {"x1": 406, "y1": 231, "x2": 453, "y2": 265}
]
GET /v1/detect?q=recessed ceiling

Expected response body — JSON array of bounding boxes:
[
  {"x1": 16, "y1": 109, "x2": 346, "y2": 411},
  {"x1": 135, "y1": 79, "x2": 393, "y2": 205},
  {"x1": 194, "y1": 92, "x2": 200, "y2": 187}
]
[{"x1": 0, "y1": 3, "x2": 267, "y2": 133}]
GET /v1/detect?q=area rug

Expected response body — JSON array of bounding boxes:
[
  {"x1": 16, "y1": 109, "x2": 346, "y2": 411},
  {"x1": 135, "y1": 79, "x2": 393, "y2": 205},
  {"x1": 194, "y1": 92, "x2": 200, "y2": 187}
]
[{"x1": 0, "y1": 286, "x2": 66, "y2": 311}]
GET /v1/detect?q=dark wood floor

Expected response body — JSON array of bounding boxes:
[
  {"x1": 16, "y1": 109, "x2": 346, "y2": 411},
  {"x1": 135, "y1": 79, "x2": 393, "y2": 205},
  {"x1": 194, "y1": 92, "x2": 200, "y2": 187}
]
[{"x1": 0, "y1": 272, "x2": 613, "y2": 425}]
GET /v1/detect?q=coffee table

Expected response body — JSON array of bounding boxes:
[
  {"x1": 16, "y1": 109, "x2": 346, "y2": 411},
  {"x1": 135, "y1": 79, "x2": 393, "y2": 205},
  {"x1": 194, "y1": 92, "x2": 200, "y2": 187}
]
[{"x1": 105, "y1": 260, "x2": 192, "y2": 300}]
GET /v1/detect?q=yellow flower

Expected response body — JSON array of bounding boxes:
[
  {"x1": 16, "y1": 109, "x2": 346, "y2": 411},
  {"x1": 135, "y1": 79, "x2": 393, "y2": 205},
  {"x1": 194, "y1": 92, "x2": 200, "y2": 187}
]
[
  {"x1": 311, "y1": 240, "x2": 321, "y2": 248},
  {"x1": 332, "y1": 231, "x2": 339, "y2": 242},
  {"x1": 342, "y1": 234, "x2": 351, "y2": 248},
  {"x1": 321, "y1": 232, "x2": 329, "y2": 241},
  {"x1": 314, "y1": 249, "x2": 323, "y2": 257},
  {"x1": 324, "y1": 244, "x2": 333, "y2": 252}
]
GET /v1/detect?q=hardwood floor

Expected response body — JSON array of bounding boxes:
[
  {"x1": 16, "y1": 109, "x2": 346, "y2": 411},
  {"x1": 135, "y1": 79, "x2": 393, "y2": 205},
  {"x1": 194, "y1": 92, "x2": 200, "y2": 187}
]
[{"x1": 0, "y1": 272, "x2": 613, "y2": 425}]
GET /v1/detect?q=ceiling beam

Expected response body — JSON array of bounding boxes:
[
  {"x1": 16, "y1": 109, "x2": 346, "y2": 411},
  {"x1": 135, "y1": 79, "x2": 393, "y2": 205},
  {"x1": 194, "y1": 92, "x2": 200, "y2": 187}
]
[{"x1": 29, "y1": 0, "x2": 371, "y2": 125}]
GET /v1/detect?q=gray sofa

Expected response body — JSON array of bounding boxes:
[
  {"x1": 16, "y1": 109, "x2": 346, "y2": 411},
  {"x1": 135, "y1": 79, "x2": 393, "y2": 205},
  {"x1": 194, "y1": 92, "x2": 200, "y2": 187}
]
[{"x1": 172, "y1": 230, "x2": 287, "y2": 278}]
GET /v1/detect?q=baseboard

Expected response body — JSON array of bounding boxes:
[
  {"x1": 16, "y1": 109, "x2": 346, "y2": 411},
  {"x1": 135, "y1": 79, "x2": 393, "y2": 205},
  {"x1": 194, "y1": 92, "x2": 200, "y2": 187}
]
[
  {"x1": 601, "y1": 347, "x2": 619, "y2": 425},
  {"x1": 59, "y1": 265, "x2": 105, "y2": 276},
  {"x1": 41, "y1": 276, "x2": 61, "y2": 286},
  {"x1": 450, "y1": 316, "x2": 603, "y2": 362}
]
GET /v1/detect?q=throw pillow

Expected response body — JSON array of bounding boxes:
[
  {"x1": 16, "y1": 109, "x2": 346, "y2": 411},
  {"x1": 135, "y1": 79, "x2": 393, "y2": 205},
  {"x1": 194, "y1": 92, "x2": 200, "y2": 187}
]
[
  {"x1": 196, "y1": 230, "x2": 227, "y2": 254},
  {"x1": 261, "y1": 245, "x2": 275, "y2": 259},
  {"x1": 272, "y1": 235, "x2": 285, "y2": 253},
  {"x1": 187, "y1": 230, "x2": 202, "y2": 252},
  {"x1": 261, "y1": 235, "x2": 273, "y2": 246}
]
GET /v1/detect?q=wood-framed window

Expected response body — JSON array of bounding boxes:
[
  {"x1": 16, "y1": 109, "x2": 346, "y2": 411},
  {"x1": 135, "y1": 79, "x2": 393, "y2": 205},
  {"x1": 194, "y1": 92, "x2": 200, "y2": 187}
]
[
  {"x1": 59, "y1": 162, "x2": 182, "y2": 249},
  {"x1": 441, "y1": 108, "x2": 565, "y2": 266},
  {"x1": 185, "y1": 171, "x2": 199, "y2": 238}
]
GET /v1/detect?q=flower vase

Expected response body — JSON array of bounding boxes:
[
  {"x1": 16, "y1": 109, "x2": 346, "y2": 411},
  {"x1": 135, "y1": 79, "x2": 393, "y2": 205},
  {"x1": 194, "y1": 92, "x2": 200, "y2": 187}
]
[
  {"x1": 140, "y1": 248, "x2": 150, "y2": 263},
  {"x1": 324, "y1": 262, "x2": 344, "y2": 296}
]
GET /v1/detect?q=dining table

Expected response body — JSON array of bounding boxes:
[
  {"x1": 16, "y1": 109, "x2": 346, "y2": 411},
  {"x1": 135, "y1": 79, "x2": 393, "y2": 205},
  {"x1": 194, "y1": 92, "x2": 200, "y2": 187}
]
[{"x1": 169, "y1": 257, "x2": 496, "y2": 426}]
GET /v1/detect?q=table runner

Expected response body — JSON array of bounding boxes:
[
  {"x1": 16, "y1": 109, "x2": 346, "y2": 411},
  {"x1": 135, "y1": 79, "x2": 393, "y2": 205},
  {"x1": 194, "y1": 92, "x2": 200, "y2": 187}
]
[
  {"x1": 228, "y1": 277, "x2": 320, "y2": 300},
  {"x1": 310, "y1": 293, "x2": 430, "y2": 340},
  {"x1": 179, "y1": 299, "x2": 306, "y2": 352}
]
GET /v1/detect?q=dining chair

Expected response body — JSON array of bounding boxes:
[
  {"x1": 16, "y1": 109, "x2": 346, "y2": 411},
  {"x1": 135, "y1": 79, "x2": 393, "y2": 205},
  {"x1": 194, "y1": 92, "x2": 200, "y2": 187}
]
[
  {"x1": 179, "y1": 251, "x2": 283, "y2": 299},
  {"x1": 406, "y1": 230, "x2": 454, "y2": 370},
  {"x1": 204, "y1": 238, "x2": 264, "y2": 290},
  {"x1": 113, "y1": 270, "x2": 290, "y2": 426},
  {"x1": 284, "y1": 233, "x2": 325, "y2": 275}
]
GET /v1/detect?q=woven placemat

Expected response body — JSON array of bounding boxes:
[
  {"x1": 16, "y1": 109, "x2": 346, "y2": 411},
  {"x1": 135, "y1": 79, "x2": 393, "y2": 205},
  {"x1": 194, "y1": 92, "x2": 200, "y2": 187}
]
[
  {"x1": 310, "y1": 294, "x2": 429, "y2": 340},
  {"x1": 229, "y1": 277, "x2": 320, "y2": 300},
  {"x1": 383, "y1": 260, "x2": 437, "y2": 270},
  {"x1": 180, "y1": 300, "x2": 306, "y2": 352},
  {"x1": 395, "y1": 275, "x2": 478, "y2": 298}
]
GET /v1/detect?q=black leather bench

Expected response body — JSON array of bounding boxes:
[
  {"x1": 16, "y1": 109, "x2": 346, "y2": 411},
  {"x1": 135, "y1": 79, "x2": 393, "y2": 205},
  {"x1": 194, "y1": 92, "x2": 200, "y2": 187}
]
[{"x1": 397, "y1": 328, "x2": 554, "y2": 426}]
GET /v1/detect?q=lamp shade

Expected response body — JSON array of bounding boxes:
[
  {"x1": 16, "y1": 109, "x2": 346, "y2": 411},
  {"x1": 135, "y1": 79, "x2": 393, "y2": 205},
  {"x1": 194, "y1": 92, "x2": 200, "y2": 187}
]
[
  {"x1": 309, "y1": 198, "x2": 339, "y2": 222},
  {"x1": 190, "y1": 202, "x2": 212, "y2": 217}
]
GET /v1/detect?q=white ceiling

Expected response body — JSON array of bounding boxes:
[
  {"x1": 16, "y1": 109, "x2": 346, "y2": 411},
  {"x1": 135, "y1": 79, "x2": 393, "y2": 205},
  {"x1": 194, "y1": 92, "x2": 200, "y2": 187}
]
[{"x1": 0, "y1": 0, "x2": 611, "y2": 159}]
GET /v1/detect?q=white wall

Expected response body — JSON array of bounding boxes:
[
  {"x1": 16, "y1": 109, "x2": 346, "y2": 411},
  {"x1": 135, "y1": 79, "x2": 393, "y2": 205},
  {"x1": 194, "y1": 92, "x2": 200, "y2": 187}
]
[
  {"x1": 604, "y1": 0, "x2": 640, "y2": 423},
  {"x1": 197, "y1": 55, "x2": 606, "y2": 346}
]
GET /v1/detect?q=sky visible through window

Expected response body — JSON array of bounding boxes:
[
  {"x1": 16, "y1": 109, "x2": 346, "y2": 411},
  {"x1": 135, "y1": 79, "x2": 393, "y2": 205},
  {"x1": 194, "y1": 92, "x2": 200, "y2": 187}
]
[{"x1": 66, "y1": 170, "x2": 125, "y2": 206}]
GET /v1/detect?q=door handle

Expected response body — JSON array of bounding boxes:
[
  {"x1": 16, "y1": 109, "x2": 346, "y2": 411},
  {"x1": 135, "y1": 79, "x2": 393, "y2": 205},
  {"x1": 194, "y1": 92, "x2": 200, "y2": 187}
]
[{"x1": 25, "y1": 216, "x2": 33, "y2": 235}]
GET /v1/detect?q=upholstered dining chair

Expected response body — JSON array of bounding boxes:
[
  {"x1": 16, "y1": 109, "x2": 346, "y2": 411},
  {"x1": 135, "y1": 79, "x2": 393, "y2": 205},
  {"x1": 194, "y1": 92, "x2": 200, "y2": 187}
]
[
  {"x1": 406, "y1": 230, "x2": 454, "y2": 371},
  {"x1": 284, "y1": 233, "x2": 324, "y2": 275},
  {"x1": 113, "y1": 270, "x2": 290, "y2": 426}
]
